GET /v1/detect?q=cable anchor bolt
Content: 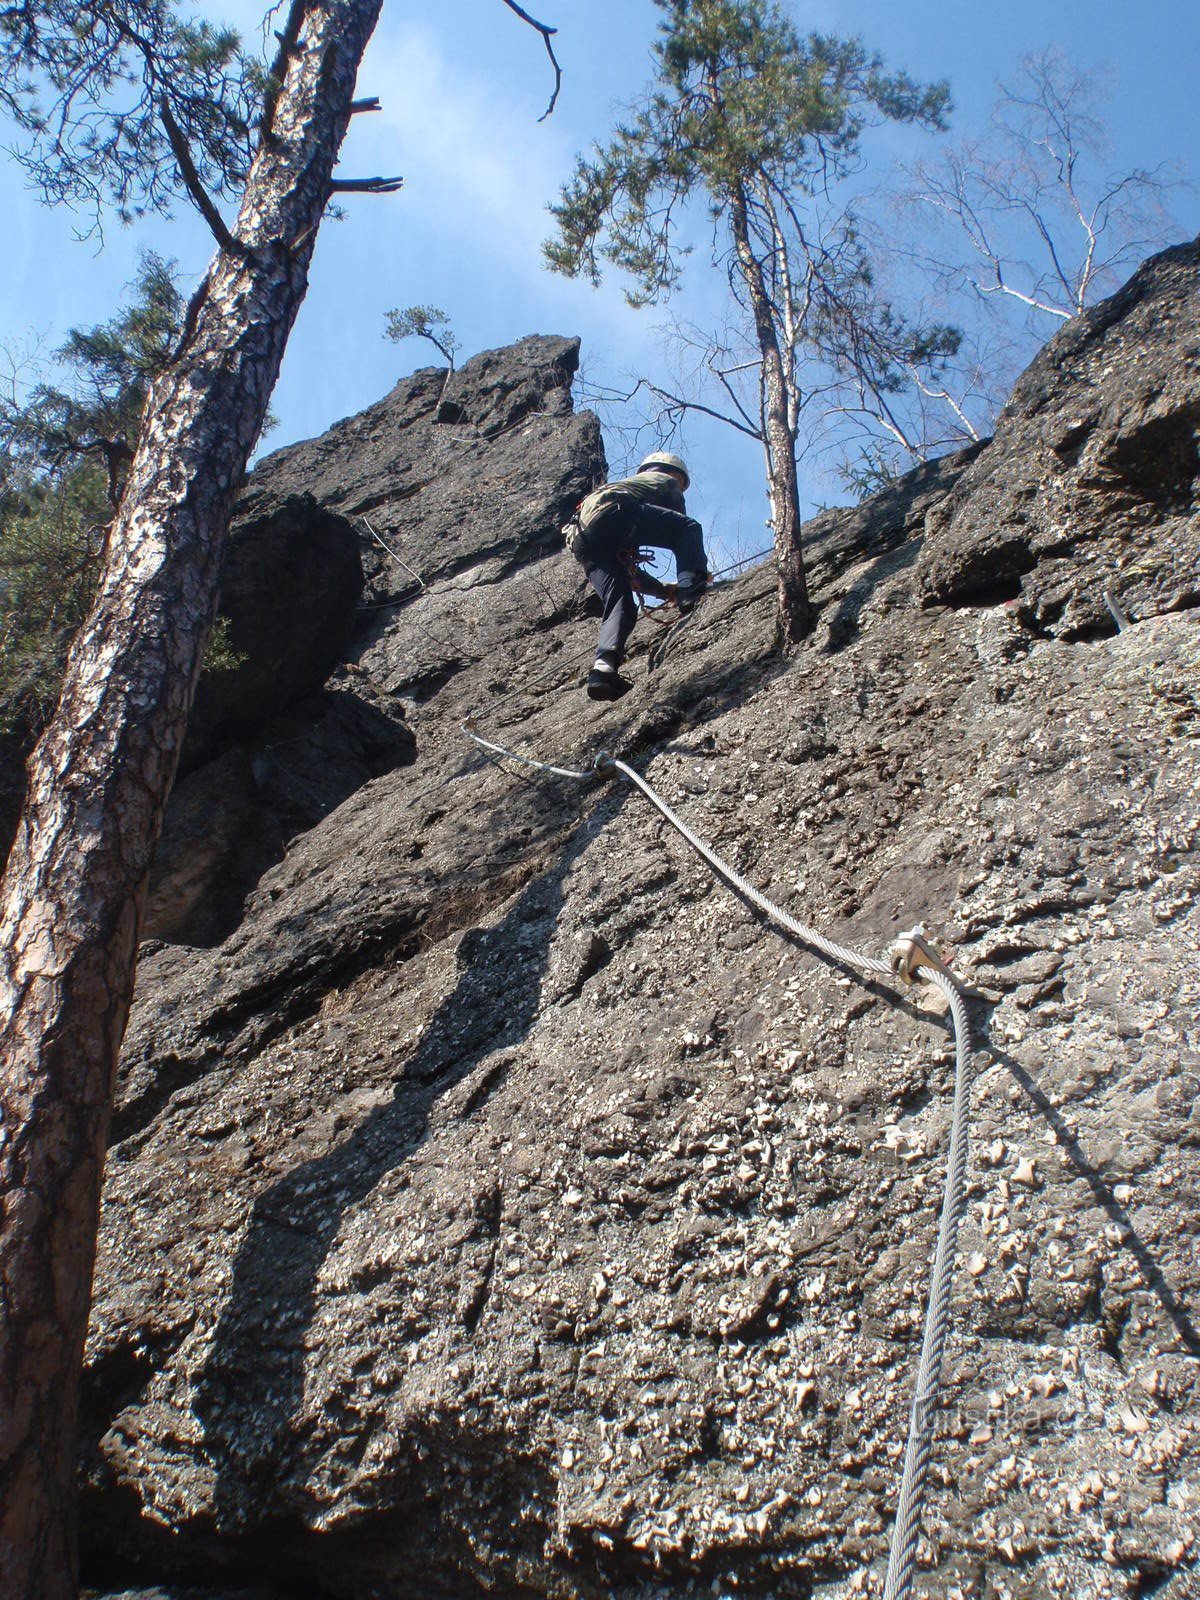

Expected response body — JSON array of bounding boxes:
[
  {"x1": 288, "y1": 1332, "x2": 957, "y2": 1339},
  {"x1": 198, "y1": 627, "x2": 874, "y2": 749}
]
[{"x1": 890, "y1": 924, "x2": 960, "y2": 988}]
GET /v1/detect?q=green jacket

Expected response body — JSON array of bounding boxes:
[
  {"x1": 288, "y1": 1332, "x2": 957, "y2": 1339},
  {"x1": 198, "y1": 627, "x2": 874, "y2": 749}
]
[{"x1": 578, "y1": 468, "x2": 687, "y2": 527}]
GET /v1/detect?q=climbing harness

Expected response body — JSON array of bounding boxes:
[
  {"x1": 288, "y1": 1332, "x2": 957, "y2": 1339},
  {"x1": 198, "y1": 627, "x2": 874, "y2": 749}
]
[
  {"x1": 618, "y1": 547, "x2": 676, "y2": 627},
  {"x1": 458, "y1": 722, "x2": 974, "y2": 1600}
]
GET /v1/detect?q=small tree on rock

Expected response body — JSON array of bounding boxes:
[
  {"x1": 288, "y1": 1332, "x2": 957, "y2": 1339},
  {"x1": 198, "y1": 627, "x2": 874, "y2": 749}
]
[{"x1": 384, "y1": 305, "x2": 460, "y2": 369}]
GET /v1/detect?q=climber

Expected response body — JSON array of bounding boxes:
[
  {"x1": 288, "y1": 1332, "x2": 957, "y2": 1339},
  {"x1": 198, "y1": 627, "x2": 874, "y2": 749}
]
[{"x1": 565, "y1": 451, "x2": 711, "y2": 701}]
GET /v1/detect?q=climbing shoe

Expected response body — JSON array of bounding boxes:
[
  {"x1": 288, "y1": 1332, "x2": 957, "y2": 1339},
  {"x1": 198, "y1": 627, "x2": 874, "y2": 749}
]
[
  {"x1": 587, "y1": 660, "x2": 633, "y2": 701},
  {"x1": 675, "y1": 571, "x2": 711, "y2": 614}
]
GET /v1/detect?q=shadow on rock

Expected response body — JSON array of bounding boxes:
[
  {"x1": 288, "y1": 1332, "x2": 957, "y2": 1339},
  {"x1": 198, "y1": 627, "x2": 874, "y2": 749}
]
[
  {"x1": 985, "y1": 1033, "x2": 1200, "y2": 1360},
  {"x1": 194, "y1": 796, "x2": 622, "y2": 1565},
  {"x1": 145, "y1": 683, "x2": 415, "y2": 948}
]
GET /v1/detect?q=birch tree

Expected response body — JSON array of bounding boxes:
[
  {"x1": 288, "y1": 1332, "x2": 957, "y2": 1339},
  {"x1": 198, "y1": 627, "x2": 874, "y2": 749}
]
[
  {"x1": 905, "y1": 47, "x2": 1185, "y2": 330},
  {"x1": 544, "y1": 0, "x2": 949, "y2": 644}
]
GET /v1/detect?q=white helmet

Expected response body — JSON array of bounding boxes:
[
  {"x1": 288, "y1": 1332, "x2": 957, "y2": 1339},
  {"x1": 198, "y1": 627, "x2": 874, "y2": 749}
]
[{"x1": 638, "y1": 451, "x2": 690, "y2": 488}]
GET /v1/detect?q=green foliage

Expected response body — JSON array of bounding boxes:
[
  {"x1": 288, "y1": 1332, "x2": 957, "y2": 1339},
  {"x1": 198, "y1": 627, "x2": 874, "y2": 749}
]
[
  {"x1": 0, "y1": 256, "x2": 185, "y2": 738},
  {"x1": 0, "y1": 1, "x2": 261, "y2": 229},
  {"x1": 384, "y1": 305, "x2": 460, "y2": 367},
  {"x1": 202, "y1": 614, "x2": 243, "y2": 675},
  {"x1": 545, "y1": 0, "x2": 950, "y2": 307},
  {"x1": 3, "y1": 253, "x2": 182, "y2": 494},
  {"x1": 0, "y1": 464, "x2": 108, "y2": 736},
  {"x1": 545, "y1": 0, "x2": 973, "y2": 497}
]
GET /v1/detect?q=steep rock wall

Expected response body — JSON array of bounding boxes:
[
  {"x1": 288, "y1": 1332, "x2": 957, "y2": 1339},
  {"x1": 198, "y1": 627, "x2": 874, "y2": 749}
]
[{"x1": 82, "y1": 281, "x2": 1200, "y2": 1600}]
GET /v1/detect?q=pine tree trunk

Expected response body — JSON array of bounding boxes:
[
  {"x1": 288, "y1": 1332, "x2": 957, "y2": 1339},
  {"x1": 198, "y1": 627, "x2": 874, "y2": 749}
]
[
  {"x1": 729, "y1": 185, "x2": 811, "y2": 647},
  {"x1": 0, "y1": 4, "x2": 382, "y2": 1594}
]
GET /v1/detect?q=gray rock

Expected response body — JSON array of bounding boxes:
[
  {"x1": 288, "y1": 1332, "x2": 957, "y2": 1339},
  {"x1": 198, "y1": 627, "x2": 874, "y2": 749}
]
[
  {"x1": 83, "y1": 295, "x2": 1200, "y2": 1600},
  {"x1": 918, "y1": 235, "x2": 1200, "y2": 637},
  {"x1": 83, "y1": 1589, "x2": 282, "y2": 1600},
  {"x1": 183, "y1": 495, "x2": 365, "y2": 772},
  {"x1": 144, "y1": 679, "x2": 415, "y2": 947},
  {"x1": 242, "y1": 334, "x2": 602, "y2": 600}
]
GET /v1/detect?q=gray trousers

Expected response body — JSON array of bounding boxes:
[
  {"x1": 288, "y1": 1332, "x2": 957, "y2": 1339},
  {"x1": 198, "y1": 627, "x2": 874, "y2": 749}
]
[{"x1": 580, "y1": 501, "x2": 707, "y2": 665}]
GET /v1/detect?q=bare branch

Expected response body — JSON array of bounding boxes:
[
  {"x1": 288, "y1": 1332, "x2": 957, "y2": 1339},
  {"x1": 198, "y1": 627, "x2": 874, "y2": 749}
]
[
  {"x1": 708, "y1": 359, "x2": 764, "y2": 438},
  {"x1": 329, "y1": 175, "x2": 404, "y2": 194},
  {"x1": 903, "y1": 47, "x2": 1187, "y2": 334},
  {"x1": 499, "y1": 0, "x2": 563, "y2": 121},
  {"x1": 647, "y1": 381, "x2": 764, "y2": 442},
  {"x1": 158, "y1": 97, "x2": 242, "y2": 255}
]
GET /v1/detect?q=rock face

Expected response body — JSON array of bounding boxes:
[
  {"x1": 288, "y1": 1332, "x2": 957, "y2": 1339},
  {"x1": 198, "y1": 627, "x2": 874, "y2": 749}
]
[
  {"x1": 142, "y1": 493, "x2": 395, "y2": 947},
  {"x1": 0, "y1": 488, "x2": 374, "y2": 934},
  {"x1": 919, "y1": 238, "x2": 1200, "y2": 636},
  {"x1": 182, "y1": 494, "x2": 365, "y2": 773},
  {"x1": 82, "y1": 294, "x2": 1200, "y2": 1600}
]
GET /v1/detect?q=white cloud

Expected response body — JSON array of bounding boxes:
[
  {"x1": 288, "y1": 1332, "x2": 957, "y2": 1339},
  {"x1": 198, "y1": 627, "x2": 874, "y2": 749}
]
[{"x1": 358, "y1": 24, "x2": 568, "y2": 257}]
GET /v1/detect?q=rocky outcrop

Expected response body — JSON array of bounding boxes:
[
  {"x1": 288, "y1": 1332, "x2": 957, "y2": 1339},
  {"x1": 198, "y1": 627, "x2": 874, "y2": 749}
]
[
  {"x1": 140, "y1": 333, "x2": 595, "y2": 946},
  {"x1": 143, "y1": 678, "x2": 416, "y2": 947},
  {"x1": 141, "y1": 495, "x2": 391, "y2": 946},
  {"x1": 919, "y1": 237, "x2": 1200, "y2": 636},
  {"x1": 83, "y1": 285, "x2": 1200, "y2": 1599},
  {"x1": 241, "y1": 334, "x2": 596, "y2": 601},
  {"x1": 0, "y1": 489, "x2": 371, "y2": 931}
]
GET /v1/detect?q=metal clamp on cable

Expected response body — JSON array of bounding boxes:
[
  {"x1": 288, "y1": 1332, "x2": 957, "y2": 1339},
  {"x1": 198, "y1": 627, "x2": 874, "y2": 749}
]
[
  {"x1": 890, "y1": 925, "x2": 959, "y2": 988},
  {"x1": 593, "y1": 751, "x2": 617, "y2": 779}
]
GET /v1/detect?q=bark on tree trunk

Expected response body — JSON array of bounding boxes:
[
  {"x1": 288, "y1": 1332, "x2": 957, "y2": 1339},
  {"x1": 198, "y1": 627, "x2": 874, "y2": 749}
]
[
  {"x1": 0, "y1": 4, "x2": 382, "y2": 1595},
  {"x1": 730, "y1": 184, "x2": 811, "y2": 648}
]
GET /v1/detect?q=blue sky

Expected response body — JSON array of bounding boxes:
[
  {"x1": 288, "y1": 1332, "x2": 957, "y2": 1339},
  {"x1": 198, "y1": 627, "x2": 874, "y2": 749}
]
[{"x1": 2, "y1": 0, "x2": 1196, "y2": 565}]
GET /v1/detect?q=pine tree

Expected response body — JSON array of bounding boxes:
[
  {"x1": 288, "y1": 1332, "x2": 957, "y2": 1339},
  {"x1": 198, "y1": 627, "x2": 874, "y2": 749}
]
[
  {"x1": 545, "y1": 0, "x2": 950, "y2": 644},
  {"x1": 1, "y1": 257, "x2": 183, "y2": 755},
  {"x1": 0, "y1": 6, "x2": 386, "y2": 1593},
  {"x1": 0, "y1": 4, "x2": 564, "y2": 1587}
]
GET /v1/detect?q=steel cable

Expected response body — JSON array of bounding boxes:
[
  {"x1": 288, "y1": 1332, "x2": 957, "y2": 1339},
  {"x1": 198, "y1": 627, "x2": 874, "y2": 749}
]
[
  {"x1": 603, "y1": 755, "x2": 893, "y2": 979},
  {"x1": 881, "y1": 969, "x2": 974, "y2": 1600},
  {"x1": 459, "y1": 728, "x2": 974, "y2": 1600},
  {"x1": 461, "y1": 722, "x2": 594, "y2": 782}
]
